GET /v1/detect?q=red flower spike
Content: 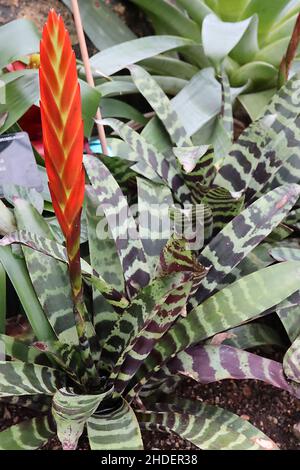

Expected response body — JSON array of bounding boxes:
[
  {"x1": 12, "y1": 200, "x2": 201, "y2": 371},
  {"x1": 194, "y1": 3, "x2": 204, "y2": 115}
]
[{"x1": 39, "y1": 10, "x2": 84, "y2": 295}]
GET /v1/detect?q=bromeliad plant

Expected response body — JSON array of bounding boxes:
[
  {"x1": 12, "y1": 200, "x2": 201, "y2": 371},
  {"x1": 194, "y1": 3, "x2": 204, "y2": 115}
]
[{"x1": 1, "y1": 10, "x2": 300, "y2": 451}]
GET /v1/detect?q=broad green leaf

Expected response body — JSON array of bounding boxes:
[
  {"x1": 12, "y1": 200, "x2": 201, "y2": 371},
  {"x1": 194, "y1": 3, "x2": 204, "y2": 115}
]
[
  {"x1": 254, "y1": 37, "x2": 291, "y2": 67},
  {"x1": 52, "y1": 387, "x2": 113, "y2": 450},
  {"x1": 0, "y1": 334, "x2": 53, "y2": 367},
  {"x1": 0, "y1": 19, "x2": 40, "y2": 69},
  {"x1": 0, "y1": 70, "x2": 101, "y2": 136},
  {"x1": 229, "y1": 61, "x2": 277, "y2": 88},
  {"x1": 241, "y1": 0, "x2": 291, "y2": 42},
  {"x1": 212, "y1": 0, "x2": 251, "y2": 22},
  {"x1": 0, "y1": 246, "x2": 55, "y2": 341},
  {"x1": 176, "y1": 0, "x2": 213, "y2": 24},
  {"x1": 101, "y1": 98, "x2": 147, "y2": 124},
  {"x1": 90, "y1": 36, "x2": 196, "y2": 76},
  {"x1": 171, "y1": 68, "x2": 221, "y2": 136},
  {"x1": 137, "y1": 178, "x2": 173, "y2": 276},
  {"x1": 0, "y1": 415, "x2": 56, "y2": 450},
  {"x1": 138, "y1": 397, "x2": 278, "y2": 450},
  {"x1": 0, "y1": 361, "x2": 64, "y2": 396},
  {"x1": 212, "y1": 323, "x2": 284, "y2": 349},
  {"x1": 130, "y1": 0, "x2": 201, "y2": 41},
  {"x1": 277, "y1": 304, "x2": 300, "y2": 342},
  {"x1": 62, "y1": 0, "x2": 135, "y2": 49},
  {"x1": 238, "y1": 89, "x2": 276, "y2": 120},
  {"x1": 85, "y1": 187, "x2": 123, "y2": 347},
  {"x1": 142, "y1": 55, "x2": 198, "y2": 80},
  {"x1": 97, "y1": 75, "x2": 187, "y2": 97},
  {"x1": 202, "y1": 14, "x2": 255, "y2": 65},
  {"x1": 87, "y1": 398, "x2": 143, "y2": 450}
]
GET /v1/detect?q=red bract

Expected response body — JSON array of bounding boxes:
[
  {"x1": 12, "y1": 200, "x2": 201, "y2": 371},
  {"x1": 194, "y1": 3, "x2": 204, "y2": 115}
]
[{"x1": 39, "y1": 9, "x2": 84, "y2": 248}]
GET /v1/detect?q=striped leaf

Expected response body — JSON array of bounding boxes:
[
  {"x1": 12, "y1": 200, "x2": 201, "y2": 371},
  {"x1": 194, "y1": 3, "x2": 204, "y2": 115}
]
[
  {"x1": 210, "y1": 323, "x2": 283, "y2": 349},
  {"x1": 84, "y1": 155, "x2": 150, "y2": 298},
  {"x1": 14, "y1": 198, "x2": 78, "y2": 345},
  {"x1": 137, "y1": 178, "x2": 173, "y2": 277},
  {"x1": 0, "y1": 230, "x2": 128, "y2": 311},
  {"x1": 0, "y1": 415, "x2": 56, "y2": 450},
  {"x1": 0, "y1": 361, "x2": 64, "y2": 396},
  {"x1": 129, "y1": 64, "x2": 192, "y2": 147},
  {"x1": 158, "y1": 344, "x2": 295, "y2": 395},
  {"x1": 283, "y1": 336, "x2": 300, "y2": 385},
  {"x1": 193, "y1": 184, "x2": 300, "y2": 305},
  {"x1": 214, "y1": 73, "x2": 300, "y2": 201},
  {"x1": 0, "y1": 334, "x2": 53, "y2": 367},
  {"x1": 98, "y1": 118, "x2": 191, "y2": 204},
  {"x1": 52, "y1": 387, "x2": 113, "y2": 450},
  {"x1": 137, "y1": 398, "x2": 277, "y2": 450},
  {"x1": 129, "y1": 261, "x2": 300, "y2": 392},
  {"x1": 100, "y1": 272, "x2": 192, "y2": 372},
  {"x1": 87, "y1": 398, "x2": 143, "y2": 450},
  {"x1": 277, "y1": 304, "x2": 300, "y2": 342}
]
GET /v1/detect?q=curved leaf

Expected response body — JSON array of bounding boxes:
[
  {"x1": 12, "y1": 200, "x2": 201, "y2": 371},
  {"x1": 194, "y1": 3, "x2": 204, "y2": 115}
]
[{"x1": 0, "y1": 415, "x2": 55, "y2": 450}]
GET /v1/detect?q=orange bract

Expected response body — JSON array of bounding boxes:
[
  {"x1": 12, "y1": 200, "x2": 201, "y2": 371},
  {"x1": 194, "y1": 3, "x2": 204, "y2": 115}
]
[{"x1": 39, "y1": 9, "x2": 84, "y2": 241}]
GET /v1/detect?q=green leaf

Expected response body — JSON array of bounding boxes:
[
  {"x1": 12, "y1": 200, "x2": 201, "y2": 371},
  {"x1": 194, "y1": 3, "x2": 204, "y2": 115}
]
[
  {"x1": 202, "y1": 14, "x2": 256, "y2": 65},
  {"x1": 101, "y1": 98, "x2": 147, "y2": 124},
  {"x1": 277, "y1": 304, "x2": 300, "y2": 342},
  {"x1": 62, "y1": 0, "x2": 135, "y2": 49},
  {"x1": 52, "y1": 386, "x2": 113, "y2": 450},
  {"x1": 87, "y1": 398, "x2": 143, "y2": 450},
  {"x1": 0, "y1": 70, "x2": 101, "y2": 137},
  {"x1": 0, "y1": 415, "x2": 56, "y2": 450},
  {"x1": 0, "y1": 334, "x2": 54, "y2": 367},
  {"x1": 230, "y1": 61, "x2": 277, "y2": 89},
  {"x1": 175, "y1": 0, "x2": 213, "y2": 24},
  {"x1": 138, "y1": 397, "x2": 278, "y2": 450},
  {"x1": 212, "y1": 323, "x2": 284, "y2": 349},
  {"x1": 90, "y1": 36, "x2": 196, "y2": 76},
  {"x1": 171, "y1": 68, "x2": 221, "y2": 136},
  {"x1": 0, "y1": 19, "x2": 40, "y2": 69},
  {"x1": 0, "y1": 361, "x2": 64, "y2": 396},
  {"x1": 0, "y1": 246, "x2": 56, "y2": 342},
  {"x1": 238, "y1": 89, "x2": 276, "y2": 120},
  {"x1": 0, "y1": 263, "x2": 6, "y2": 335},
  {"x1": 130, "y1": 0, "x2": 201, "y2": 41}
]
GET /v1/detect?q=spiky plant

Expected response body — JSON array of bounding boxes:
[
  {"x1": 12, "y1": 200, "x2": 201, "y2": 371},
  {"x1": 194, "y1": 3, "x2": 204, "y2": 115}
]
[{"x1": 0, "y1": 10, "x2": 300, "y2": 451}]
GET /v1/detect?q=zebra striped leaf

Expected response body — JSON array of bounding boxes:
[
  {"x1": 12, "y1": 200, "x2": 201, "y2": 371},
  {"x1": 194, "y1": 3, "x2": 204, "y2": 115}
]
[
  {"x1": 0, "y1": 361, "x2": 64, "y2": 396},
  {"x1": 0, "y1": 415, "x2": 56, "y2": 450},
  {"x1": 84, "y1": 155, "x2": 150, "y2": 298},
  {"x1": 52, "y1": 387, "x2": 113, "y2": 450},
  {"x1": 137, "y1": 398, "x2": 278, "y2": 450},
  {"x1": 87, "y1": 398, "x2": 143, "y2": 450},
  {"x1": 129, "y1": 261, "x2": 300, "y2": 391}
]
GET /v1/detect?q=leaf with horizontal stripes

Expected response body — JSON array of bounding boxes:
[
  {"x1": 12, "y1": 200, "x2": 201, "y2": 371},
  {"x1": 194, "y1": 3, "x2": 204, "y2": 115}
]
[
  {"x1": 13, "y1": 198, "x2": 78, "y2": 345},
  {"x1": 84, "y1": 155, "x2": 150, "y2": 298},
  {"x1": 137, "y1": 397, "x2": 278, "y2": 450},
  {"x1": 0, "y1": 415, "x2": 56, "y2": 450},
  {"x1": 98, "y1": 118, "x2": 191, "y2": 204},
  {"x1": 87, "y1": 398, "x2": 143, "y2": 450},
  {"x1": 156, "y1": 344, "x2": 296, "y2": 395},
  {"x1": 128, "y1": 261, "x2": 300, "y2": 394},
  {"x1": 0, "y1": 361, "x2": 65, "y2": 396},
  {"x1": 193, "y1": 183, "x2": 300, "y2": 306},
  {"x1": 214, "y1": 73, "x2": 300, "y2": 202},
  {"x1": 129, "y1": 64, "x2": 192, "y2": 147},
  {"x1": 52, "y1": 386, "x2": 113, "y2": 450}
]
